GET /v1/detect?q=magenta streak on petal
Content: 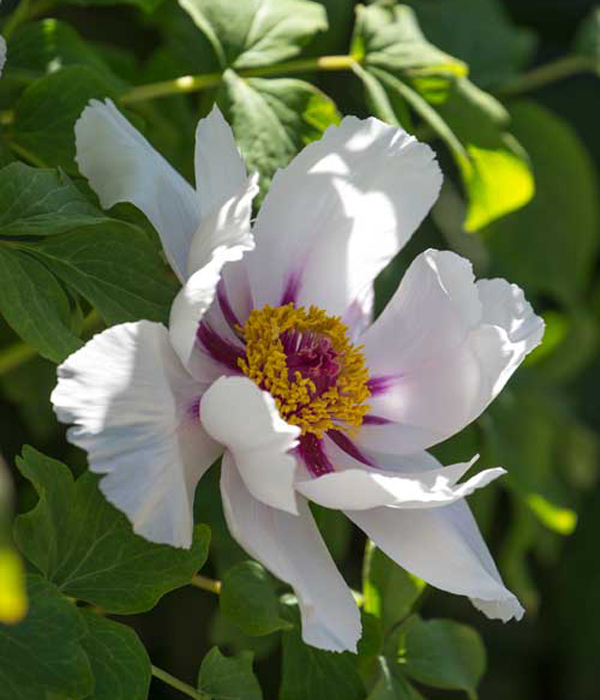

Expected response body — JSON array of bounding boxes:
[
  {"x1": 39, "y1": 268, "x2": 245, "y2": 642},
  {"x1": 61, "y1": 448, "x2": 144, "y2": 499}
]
[
  {"x1": 216, "y1": 279, "x2": 242, "y2": 332},
  {"x1": 327, "y1": 429, "x2": 375, "y2": 467},
  {"x1": 280, "y1": 270, "x2": 303, "y2": 305},
  {"x1": 196, "y1": 321, "x2": 245, "y2": 372},
  {"x1": 187, "y1": 397, "x2": 201, "y2": 421},
  {"x1": 297, "y1": 433, "x2": 335, "y2": 477},
  {"x1": 362, "y1": 414, "x2": 392, "y2": 426},
  {"x1": 367, "y1": 375, "x2": 400, "y2": 396}
]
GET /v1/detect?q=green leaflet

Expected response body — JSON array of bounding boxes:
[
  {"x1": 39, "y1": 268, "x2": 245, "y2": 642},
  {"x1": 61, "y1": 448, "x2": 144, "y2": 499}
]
[
  {"x1": 0, "y1": 163, "x2": 177, "y2": 359},
  {"x1": 220, "y1": 560, "x2": 292, "y2": 636},
  {"x1": 0, "y1": 575, "x2": 93, "y2": 700},
  {"x1": 219, "y1": 71, "x2": 340, "y2": 195},
  {"x1": 352, "y1": 3, "x2": 534, "y2": 232},
  {"x1": 14, "y1": 447, "x2": 210, "y2": 614},
  {"x1": 400, "y1": 616, "x2": 486, "y2": 700},
  {"x1": 198, "y1": 647, "x2": 264, "y2": 700},
  {"x1": 79, "y1": 612, "x2": 152, "y2": 700},
  {"x1": 179, "y1": 0, "x2": 327, "y2": 68}
]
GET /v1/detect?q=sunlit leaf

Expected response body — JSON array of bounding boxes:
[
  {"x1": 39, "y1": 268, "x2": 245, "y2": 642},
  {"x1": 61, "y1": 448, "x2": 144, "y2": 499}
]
[{"x1": 179, "y1": 0, "x2": 327, "y2": 68}]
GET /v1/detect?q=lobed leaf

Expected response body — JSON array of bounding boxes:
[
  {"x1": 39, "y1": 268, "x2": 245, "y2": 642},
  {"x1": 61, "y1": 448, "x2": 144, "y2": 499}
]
[
  {"x1": 179, "y1": 0, "x2": 327, "y2": 68},
  {"x1": 220, "y1": 560, "x2": 291, "y2": 636},
  {"x1": 79, "y1": 611, "x2": 151, "y2": 700},
  {"x1": 198, "y1": 647, "x2": 264, "y2": 700},
  {"x1": 0, "y1": 575, "x2": 93, "y2": 700},
  {"x1": 400, "y1": 616, "x2": 486, "y2": 700},
  {"x1": 14, "y1": 447, "x2": 210, "y2": 614}
]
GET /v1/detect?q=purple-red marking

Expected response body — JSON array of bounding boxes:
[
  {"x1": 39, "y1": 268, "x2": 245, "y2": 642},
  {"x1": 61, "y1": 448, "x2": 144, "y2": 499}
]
[
  {"x1": 367, "y1": 375, "x2": 399, "y2": 396},
  {"x1": 298, "y1": 433, "x2": 335, "y2": 477},
  {"x1": 327, "y1": 429, "x2": 374, "y2": 467},
  {"x1": 197, "y1": 322, "x2": 246, "y2": 372},
  {"x1": 216, "y1": 279, "x2": 242, "y2": 332}
]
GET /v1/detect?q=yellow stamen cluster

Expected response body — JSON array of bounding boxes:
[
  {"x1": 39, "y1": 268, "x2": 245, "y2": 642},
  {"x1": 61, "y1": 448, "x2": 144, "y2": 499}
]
[{"x1": 238, "y1": 303, "x2": 370, "y2": 437}]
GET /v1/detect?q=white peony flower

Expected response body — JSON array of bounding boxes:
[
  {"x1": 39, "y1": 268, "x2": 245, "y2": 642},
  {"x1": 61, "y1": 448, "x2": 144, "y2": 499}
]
[{"x1": 52, "y1": 99, "x2": 544, "y2": 653}]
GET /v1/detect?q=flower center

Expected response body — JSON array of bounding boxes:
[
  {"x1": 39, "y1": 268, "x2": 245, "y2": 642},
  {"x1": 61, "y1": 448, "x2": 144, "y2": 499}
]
[{"x1": 238, "y1": 303, "x2": 371, "y2": 437}]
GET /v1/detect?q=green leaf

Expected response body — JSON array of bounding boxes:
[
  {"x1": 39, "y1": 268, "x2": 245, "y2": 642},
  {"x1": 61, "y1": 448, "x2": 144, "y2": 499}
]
[
  {"x1": 432, "y1": 77, "x2": 535, "y2": 232},
  {"x1": 0, "y1": 575, "x2": 93, "y2": 700},
  {"x1": 352, "y1": 4, "x2": 534, "y2": 231},
  {"x1": 363, "y1": 542, "x2": 425, "y2": 634},
  {"x1": 401, "y1": 0, "x2": 537, "y2": 88},
  {"x1": 400, "y1": 616, "x2": 486, "y2": 700},
  {"x1": 11, "y1": 66, "x2": 119, "y2": 171},
  {"x1": 279, "y1": 607, "x2": 365, "y2": 700},
  {"x1": 0, "y1": 246, "x2": 82, "y2": 363},
  {"x1": 179, "y1": 0, "x2": 327, "y2": 68},
  {"x1": 14, "y1": 447, "x2": 210, "y2": 614},
  {"x1": 367, "y1": 657, "x2": 426, "y2": 700},
  {"x1": 219, "y1": 70, "x2": 340, "y2": 193},
  {"x1": 483, "y1": 101, "x2": 599, "y2": 305},
  {"x1": 0, "y1": 163, "x2": 176, "y2": 355},
  {"x1": 352, "y1": 3, "x2": 466, "y2": 76},
  {"x1": 79, "y1": 611, "x2": 151, "y2": 700},
  {"x1": 22, "y1": 223, "x2": 177, "y2": 325},
  {"x1": 220, "y1": 560, "x2": 291, "y2": 636},
  {"x1": 198, "y1": 647, "x2": 263, "y2": 700},
  {"x1": 7, "y1": 20, "x2": 125, "y2": 90},
  {"x1": 0, "y1": 163, "x2": 103, "y2": 238}
]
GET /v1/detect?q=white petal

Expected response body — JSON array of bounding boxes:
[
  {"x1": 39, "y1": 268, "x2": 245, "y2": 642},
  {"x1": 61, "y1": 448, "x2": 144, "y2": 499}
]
[
  {"x1": 221, "y1": 455, "x2": 361, "y2": 651},
  {"x1": 347, "y1": 500, "x2": 524, "y2": 622},
  {"x1": 51, "y1": 321, "x2": 221, "y2": 548},
  {"x1": 296, "y1": 453, "x2": 504, "y2": 510},
  {"x1": 169, "y1": 175, "x2": 258, "y2": 379},
  {"x1": 0, "y1": 36, "x2": 6, "y2": 76},
  {"x1": 247, "y1": 116, "x2": 442, "y2": 315},
  {"x1": 75, "y1": 99, "x2": 201, "y2": 281},
  {"x1": 194, "y1": 105, "x2": 247, "y2": 219},
  {"x1": 201, "y1": 377, "x2": 300, "y2": 514},
  {"x1": 360, "y1": 250, "x2": 544, "y2": 453}
]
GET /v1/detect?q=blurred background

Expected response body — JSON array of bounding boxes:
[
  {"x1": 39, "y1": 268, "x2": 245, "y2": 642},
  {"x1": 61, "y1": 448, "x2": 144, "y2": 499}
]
[{"x1": 1, "y1": 0, "x2": 599, "y2": 698}]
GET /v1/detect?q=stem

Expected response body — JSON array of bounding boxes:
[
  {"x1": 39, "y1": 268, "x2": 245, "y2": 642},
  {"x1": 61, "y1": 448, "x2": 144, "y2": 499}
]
[
  {"x1": 6, "y1": 141, "x2": 49, "y2": 168},
  {"x1": 151, "y1": 665, "x2": 209, "y2": 700},
  {"x1": 499, "y1": 55, "x2": 596, "y2": 97},
  {"x1": 190, "y1": 574, "x2": 221, "y2": 594},
  {"x1": 121, "y1": 55, "x2": 357, "y2": 104},
  {"x1": 2, "y1": 0, "x2": 31, "y2": 40}
]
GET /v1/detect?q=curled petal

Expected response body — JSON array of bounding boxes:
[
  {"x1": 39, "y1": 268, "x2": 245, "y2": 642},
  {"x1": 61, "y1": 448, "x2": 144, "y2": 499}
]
[
  {"x1": 295, "y1": 454, "x2": 505, "y2": 510},
  {"x1": 201, "y1": 377, "x2": 300, "y2": 514},
  {"x1": 75, "y1": 99, "x2": 201, "y2": 281},
  {"x1": 348, "y1": 500, "x2": 524, "y2": 622},
  {"x1": 248, "y1": 116, "x2": 442, "y2": 316},
  {"x1": 221, "y1": 455, "x2": 361, "y2": 652},
  {"x1": 360, "y1": 249, "x2": 544, "y2": 454},
  {"x1": 51, "y1": 321, "x2": 221, "y2": 548}
]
